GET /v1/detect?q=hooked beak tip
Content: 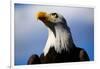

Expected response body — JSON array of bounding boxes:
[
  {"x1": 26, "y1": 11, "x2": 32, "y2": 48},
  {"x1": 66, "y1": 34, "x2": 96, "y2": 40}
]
[{"x1": 37, "y1": 12, "x2": 47, "y2": 20}]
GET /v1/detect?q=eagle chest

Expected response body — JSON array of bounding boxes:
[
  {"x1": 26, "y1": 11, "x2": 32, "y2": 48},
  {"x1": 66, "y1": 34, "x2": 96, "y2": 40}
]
[{"x1": 40, "y1": 47, "x2": 82, "y2": 63}]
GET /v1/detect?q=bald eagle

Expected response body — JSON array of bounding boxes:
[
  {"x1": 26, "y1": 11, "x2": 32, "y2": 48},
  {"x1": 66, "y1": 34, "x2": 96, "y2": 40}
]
[{"x1": 27, "y1": 12, "x2": 89, "y2": 64}]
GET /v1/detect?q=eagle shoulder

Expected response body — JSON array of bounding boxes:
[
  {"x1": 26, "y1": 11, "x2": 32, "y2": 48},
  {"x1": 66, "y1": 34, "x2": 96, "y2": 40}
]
[
  {"x1": 79, "y1": 48, "x2": 90, "y2": 61},
  {"x1": 27, "y1": 54, "x2": 41, "y2": 64}
]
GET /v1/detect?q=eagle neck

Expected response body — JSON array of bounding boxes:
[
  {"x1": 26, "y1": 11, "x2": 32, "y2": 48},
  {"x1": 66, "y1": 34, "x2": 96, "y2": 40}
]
[{"x1": 43, "y1": 25, "x2": 75, "y2": 56}]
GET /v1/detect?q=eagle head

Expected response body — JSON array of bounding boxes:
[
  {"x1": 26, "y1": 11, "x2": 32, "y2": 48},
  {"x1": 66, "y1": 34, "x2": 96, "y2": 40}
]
[
  {"x1": 37, "y1": 12, "x2": 68, "y2": 30},
  {"x1": 37, "y1": 11, "x2": 74, "y2": 55}
]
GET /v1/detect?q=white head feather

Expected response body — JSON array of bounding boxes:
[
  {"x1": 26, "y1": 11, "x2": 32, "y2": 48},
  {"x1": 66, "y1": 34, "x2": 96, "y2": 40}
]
[
  {"x1": 37, "y1": 12, "x2": 74, "y2": 56},
  {"x1": 43, "y1": 25, "x2": 71, "y2": 55}
]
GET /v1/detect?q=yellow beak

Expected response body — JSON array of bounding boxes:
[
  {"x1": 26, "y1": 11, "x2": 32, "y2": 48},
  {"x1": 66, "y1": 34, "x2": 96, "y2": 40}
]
[{"x1": 37, "y1": 12, "x2": 47, "y2": 21}]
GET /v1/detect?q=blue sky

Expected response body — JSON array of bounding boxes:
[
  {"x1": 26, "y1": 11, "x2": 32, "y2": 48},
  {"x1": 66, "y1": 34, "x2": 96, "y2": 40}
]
[{"x1": 14, "y1": 4, "x2": 94, "y2": 65}]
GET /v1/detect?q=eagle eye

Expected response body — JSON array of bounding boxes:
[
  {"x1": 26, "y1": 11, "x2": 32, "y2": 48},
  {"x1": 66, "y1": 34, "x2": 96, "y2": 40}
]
[{"x1": 51, "y1": 13, "x2": 58, "y2": 18}]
